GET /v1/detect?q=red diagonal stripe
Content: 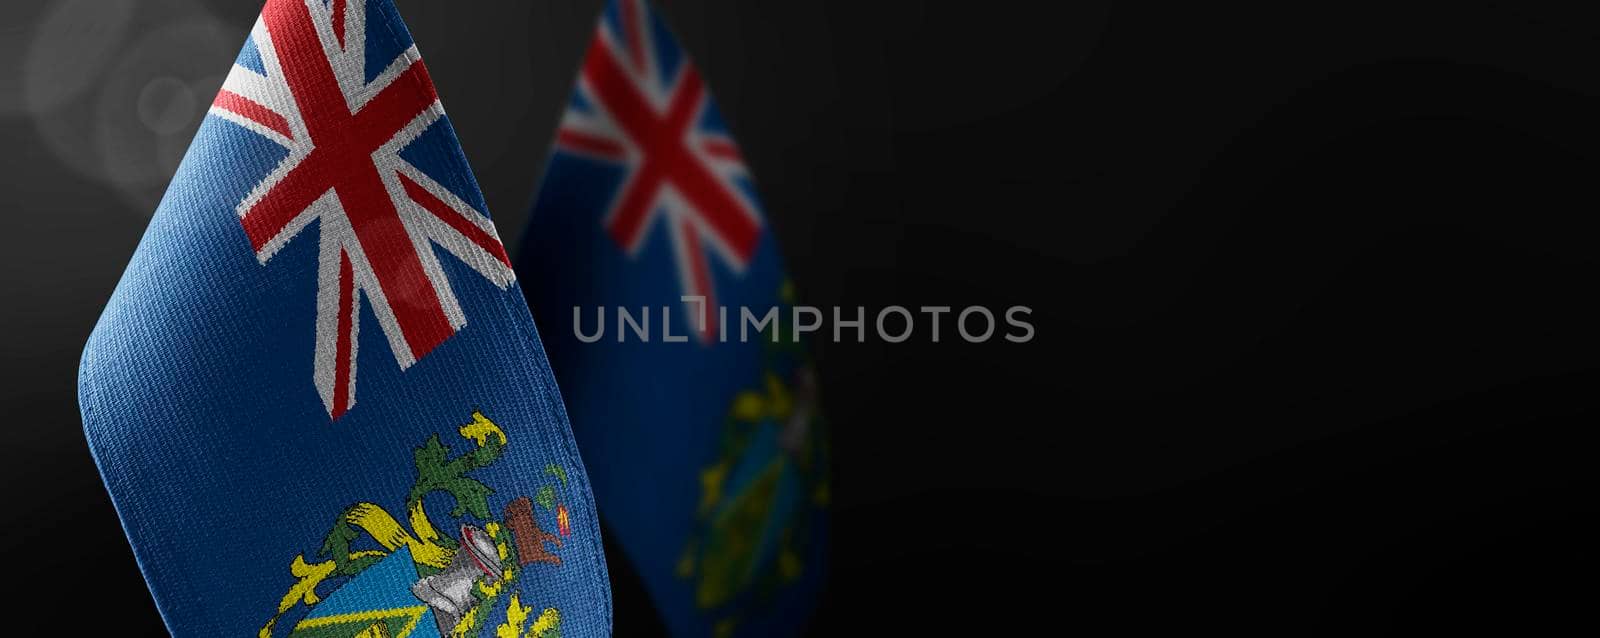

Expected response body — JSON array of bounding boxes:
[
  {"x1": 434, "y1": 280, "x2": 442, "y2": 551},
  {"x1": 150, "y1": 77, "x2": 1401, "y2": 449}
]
[
  {"x1": 332, "y1": 0, "x2": 347, "y2": 49},
  {"x1": 213, "y1": 89, "x2": 293, "y2": 140},
  {"x1": 659, "y1": 148, "x2": 761, "y2": 262},
  {"x1": 398, "y1": 173, "x2": 510, "y2": 268},
  {"x1": 700, "y1": 137, "x2": 742, "y2": 163},
  {"x1": 557, "y1": 129, "x2": 628, "y2": 160}
]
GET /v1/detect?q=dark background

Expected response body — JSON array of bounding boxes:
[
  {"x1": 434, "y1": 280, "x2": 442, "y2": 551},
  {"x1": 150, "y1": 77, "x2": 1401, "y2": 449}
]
[{"x1": 4, "y1": 0, "x2": 1599, "y2": 634}]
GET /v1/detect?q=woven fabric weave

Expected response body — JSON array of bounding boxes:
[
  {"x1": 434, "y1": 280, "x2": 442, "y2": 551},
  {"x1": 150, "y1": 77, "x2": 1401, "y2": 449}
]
[{"x1": 78, "y1": 1, "x2": 611, "y2": 636}]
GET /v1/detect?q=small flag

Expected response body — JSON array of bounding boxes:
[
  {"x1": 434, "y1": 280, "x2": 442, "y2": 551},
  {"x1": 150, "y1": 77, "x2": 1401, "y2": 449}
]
[
  {"x1": 518, "y1": 1, "x2": 829, "y2": 636},
  {"x1": 78, "y1": 1, "x2": 610, "y2": 636}
]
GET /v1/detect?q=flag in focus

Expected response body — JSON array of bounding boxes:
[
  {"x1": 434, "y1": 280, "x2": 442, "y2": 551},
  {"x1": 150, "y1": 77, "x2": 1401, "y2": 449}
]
[
  {"x1": 518, "y1": 1, "x2": 829, "y2": 636},
  {"x1": 78, "y1": 1, "x2": 610, "y2": 636}
]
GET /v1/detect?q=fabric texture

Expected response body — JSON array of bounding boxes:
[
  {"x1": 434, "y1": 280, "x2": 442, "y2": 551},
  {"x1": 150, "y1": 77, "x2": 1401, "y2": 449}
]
[
  {"x1": 517, "y1": 1, "x2": 828, "y2": 636},
  {"x1": 77, "y1": 1, "x2": 610, "y2": 636}
]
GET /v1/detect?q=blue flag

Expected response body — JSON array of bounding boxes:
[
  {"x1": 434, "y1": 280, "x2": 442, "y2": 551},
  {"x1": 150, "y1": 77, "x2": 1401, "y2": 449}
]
[
  {"x1": 518, "y1": 1, "x2": 829, "y2": 636},
  {"x1": 78, "y1": 1, "x2": 610, "y2": 635}
]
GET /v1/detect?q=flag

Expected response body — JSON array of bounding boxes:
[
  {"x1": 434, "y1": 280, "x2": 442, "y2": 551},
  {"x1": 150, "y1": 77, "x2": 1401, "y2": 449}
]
[
  {"x1": 517, "y1": 1, "x2": 829, "y2": 636},
  {"x1": 77, "y1": 1, "x2": 610, "y2": 636}
]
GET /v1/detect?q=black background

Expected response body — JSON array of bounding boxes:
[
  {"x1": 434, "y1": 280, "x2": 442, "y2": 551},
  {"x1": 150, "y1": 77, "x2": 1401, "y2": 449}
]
[{"x1": 4, "y1": 0, "x2": 1599, "y2": 635}]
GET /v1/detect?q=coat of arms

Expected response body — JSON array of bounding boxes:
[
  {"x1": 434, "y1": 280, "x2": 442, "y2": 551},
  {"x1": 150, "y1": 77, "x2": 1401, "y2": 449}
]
[{"x1": 260, "y1": 411, "x2": 574, "y2": 637}]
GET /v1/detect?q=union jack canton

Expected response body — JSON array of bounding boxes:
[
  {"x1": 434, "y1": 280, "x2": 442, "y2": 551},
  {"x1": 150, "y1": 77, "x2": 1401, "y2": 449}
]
[
  {"x1": 211, "y1": 0, "x2": 515, "y2": 418},
  {"x1": 552, "y1": 0, "x2": 764, "y2": 340}
]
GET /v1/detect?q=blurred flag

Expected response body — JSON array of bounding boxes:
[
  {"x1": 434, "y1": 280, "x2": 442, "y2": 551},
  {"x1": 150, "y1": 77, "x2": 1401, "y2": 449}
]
[
  {"x1": 518, "y1": 1, "x2": 829, "y2": 636},
  {"x1": 78, "y1": 1, "x2": 610, "y2": 636}
]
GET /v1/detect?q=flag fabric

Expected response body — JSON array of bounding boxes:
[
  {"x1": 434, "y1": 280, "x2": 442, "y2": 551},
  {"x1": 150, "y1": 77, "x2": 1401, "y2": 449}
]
[
  {"x1": 517, "y1": 1, "x2": 829, "y2": 636},
  {"x1": 77, "y1": 1, "x2": 610, "y2": 636}
]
